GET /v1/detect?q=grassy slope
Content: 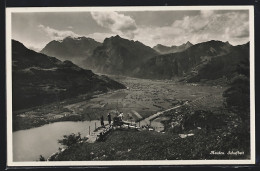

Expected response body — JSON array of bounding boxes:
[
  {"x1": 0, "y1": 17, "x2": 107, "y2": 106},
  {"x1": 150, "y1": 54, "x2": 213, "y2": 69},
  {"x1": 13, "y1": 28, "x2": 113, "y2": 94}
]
[
  {"x1": 54, "y1": 129, "x2": 249, "y2": 161},
  {"x1": 52, "y1": 87, "x2": 250, "y2": 161},
  {"x1": 53, "y1": 114, "x2": 250, "y2": 161}
]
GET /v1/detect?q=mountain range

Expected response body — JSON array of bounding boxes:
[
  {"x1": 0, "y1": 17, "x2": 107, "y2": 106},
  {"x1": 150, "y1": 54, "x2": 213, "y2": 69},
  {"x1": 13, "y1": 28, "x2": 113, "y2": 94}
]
[
  {"x1": 39, "y1": 35, "x2": 249, "y2": 84},
  {"x1": 12, "y1": 40, "x2": 125, "y2": 111},
  {"x1": 136, "y1": 40, "x2": 249, "y2": 83}
]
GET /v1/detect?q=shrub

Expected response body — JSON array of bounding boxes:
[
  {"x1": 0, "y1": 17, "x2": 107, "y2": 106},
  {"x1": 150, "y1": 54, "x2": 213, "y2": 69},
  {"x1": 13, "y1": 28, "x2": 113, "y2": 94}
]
[
  {"x1": 39, "y1": 155, "x2": 46, "y2": 161},
  {"x1": 182, "y1": 110, "x2": 225, "y2": 131},
  {"x1": 58, "y1": 132, "x2": 82, "y2": 148}
]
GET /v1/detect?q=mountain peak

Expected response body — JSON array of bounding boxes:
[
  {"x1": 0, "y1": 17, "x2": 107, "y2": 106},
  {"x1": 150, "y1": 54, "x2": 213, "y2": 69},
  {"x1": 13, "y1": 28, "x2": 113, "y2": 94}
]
[
  {"x1": 12, "y1": 39, "x2": 32, "y2": 53},
  {"x1": 61, "y1": 36, "x2": 97, "y2": 43},
  {"x1": 40, "y1": 36, "x2": 101, "y2": 68},
  {"x1": 12, "y1": 39, "x2": 26, "y2": 47},
  {"x1": 180, "y1": 41, "x2": 192, "y2": 46},
  {"x1": 186, "y1": 41, "x2": 193, "y2": 46},
  {"x1": 63, "y1": 36, "x2": 80, "y2": 41},
  {"x1": 108, "y1": 35, "x2": 122, "y2": 40},
  {"x1": 111, "y1": 35, "x2": 126, "y2": 41},
  {"x1": 104, "y1": 35, "x2": 124, "y2": 43},
  {"x1": 63, "y1": 36, "x2": 74, "y2": 40},
  {"x1": 183, "y1": 41, "x2": 193, "y2": 49},
  {"x1": 225, "y1": 41, "x2": 232, "y2": 46},
  {"x1": 114, "y1": 35, "x2": 121, "y2": 38}
]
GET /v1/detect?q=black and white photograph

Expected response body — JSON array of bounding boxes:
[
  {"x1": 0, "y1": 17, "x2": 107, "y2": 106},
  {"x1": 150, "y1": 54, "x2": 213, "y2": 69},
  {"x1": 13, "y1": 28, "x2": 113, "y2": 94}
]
[{"x1": 6, "y1": 6, "x2": 255, "y2": 166}]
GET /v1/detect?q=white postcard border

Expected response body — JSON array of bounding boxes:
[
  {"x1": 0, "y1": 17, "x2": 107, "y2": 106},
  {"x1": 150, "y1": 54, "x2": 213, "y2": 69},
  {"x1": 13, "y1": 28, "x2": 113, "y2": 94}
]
[{"x1": 6, "y1": 5, "x2": 255, "y2": 166}]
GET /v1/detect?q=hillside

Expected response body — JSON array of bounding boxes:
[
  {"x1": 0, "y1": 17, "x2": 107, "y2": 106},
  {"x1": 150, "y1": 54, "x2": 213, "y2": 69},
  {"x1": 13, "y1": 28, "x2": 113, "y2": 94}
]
[
  {"x1": 153, "y1": 41, "x2": 193, "y2": 54},
  {"x1": 12, "y1": 40, "x2": 126, "y2": 111},
  {"x1": 135, "y1": 40, "x2": 249, "y2": 84},
  {"x1": 40, "y1": 36, "x2": 101, "y2": 68},
  {"x1": 85, "y1": 35, "x2": 159, "y2": 75}
]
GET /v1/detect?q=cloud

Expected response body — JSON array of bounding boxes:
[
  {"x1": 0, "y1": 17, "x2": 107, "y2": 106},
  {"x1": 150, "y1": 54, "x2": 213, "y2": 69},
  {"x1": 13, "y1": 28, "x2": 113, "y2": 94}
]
[
  {"x1": 38, "y1": 24, "x2": 79, "y2": 40},
  {"x1": 91, "y1": 11, "x2": 137, "y2": 39},
  {"x1": 133, "y1": 10, "x2": 249, "y2": 47},
  {"x1": 37, "y1": 10, "x2": 249, "y2": 48},
  {"x1": 38, "y1": 24, "x2": 119, "y2": 44}
]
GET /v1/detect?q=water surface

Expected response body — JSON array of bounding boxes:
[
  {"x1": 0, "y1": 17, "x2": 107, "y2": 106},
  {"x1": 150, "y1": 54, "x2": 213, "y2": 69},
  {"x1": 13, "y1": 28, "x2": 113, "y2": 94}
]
[
  {"x1": 13, "y1": 120, "x2": 104, "y2": 161},
  {"x1": 13, "y1": 117, "x2": 165, "y2": 161}
]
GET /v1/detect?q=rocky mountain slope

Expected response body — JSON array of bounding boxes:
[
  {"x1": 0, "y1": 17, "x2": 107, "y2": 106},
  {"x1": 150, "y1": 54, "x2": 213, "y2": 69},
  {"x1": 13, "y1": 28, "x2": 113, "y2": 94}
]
[
  {"x1": 153, "y1": 41, "x2": 193, "y2": 54},
  {"x1": 135, "y1": 40, "x2": 249, "y2": 84},
  {"x1": 40, "y1": 36, "x2": 101, "y2": 68},
  {"x1": 85, "y1": 35, "x2": 159, "y2": 75},
  {"x1": 12, "y1": 40, "x2": 125, "y2": 111}
]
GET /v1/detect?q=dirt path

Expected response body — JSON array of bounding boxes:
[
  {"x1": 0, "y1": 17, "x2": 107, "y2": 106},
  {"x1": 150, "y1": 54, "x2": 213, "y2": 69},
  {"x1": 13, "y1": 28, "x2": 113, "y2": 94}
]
[
  {"x1": 86, "y1": 125, "x2": 111, "y2": 143},
  {"x1": 131, "y1": 110, "x2": 142, "y2": 119},
  {"x1": 141, "y1": 101, "x2": 188, "y2": 125}
]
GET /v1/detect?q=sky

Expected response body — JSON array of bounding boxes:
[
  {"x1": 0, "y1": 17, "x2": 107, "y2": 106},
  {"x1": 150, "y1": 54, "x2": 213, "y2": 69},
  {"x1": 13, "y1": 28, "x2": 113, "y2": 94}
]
[{"x1": 12, "y1": 10, "x2": 250, "y2": 51}]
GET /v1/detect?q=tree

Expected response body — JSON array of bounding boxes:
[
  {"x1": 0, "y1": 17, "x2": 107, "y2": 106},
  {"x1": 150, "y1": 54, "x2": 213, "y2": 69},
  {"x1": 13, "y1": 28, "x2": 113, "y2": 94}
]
[
  {"x1": 58, "y1": 132, "x2": 82, "y2": 148},
  {"x1": 223, "y1": 58, "x2": 250, "y2": 121}
]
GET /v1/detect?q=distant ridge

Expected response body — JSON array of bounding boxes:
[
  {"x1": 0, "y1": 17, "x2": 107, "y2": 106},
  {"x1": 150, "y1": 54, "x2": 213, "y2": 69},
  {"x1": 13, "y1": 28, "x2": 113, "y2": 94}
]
[
  {"x1": 136, "y1": 40, "x2": 249, "y2": 84},
  {"x1": 153, "y1": 41, "x2": 193, "y2": 54},
  {"x1": 40, "y1": 36, "x2": 101, "y2": 68}
]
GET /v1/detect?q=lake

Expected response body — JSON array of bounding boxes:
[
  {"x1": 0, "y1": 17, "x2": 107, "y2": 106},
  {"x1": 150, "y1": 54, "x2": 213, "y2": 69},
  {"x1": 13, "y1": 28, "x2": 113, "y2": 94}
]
[
  {"x1": 13, "y1": 118, "x2": 165, "y2": 161},
  {"x1": 13, "y1": 120, "x2": 104, "y2": 161}
]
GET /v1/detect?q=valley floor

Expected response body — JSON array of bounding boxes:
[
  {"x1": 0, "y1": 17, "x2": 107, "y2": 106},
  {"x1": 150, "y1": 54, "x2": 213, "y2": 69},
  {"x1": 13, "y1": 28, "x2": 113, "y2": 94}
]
[{"x1": 13, "y1": 76, "x2": 225, "y2": 131}]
